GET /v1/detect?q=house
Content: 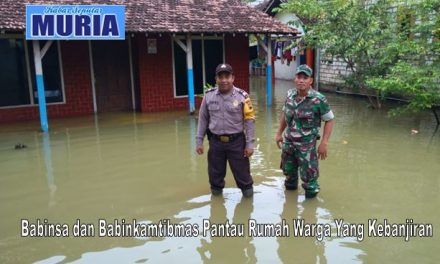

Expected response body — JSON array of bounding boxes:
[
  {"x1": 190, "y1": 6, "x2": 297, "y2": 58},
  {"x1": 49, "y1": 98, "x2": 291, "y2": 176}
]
[
  {"x1": 0, "y1": 0, "x2": 296, "y2": 129},
  {"x1": 255, "y1": 0, "x2": 315, "y2": 81}
]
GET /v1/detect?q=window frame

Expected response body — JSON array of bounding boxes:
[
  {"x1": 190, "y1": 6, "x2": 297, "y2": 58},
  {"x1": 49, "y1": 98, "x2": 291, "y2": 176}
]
[
  {"x1": 0, "y1": 34, "x2": 66, "y2": 109},
  {"x1": 171, "y1": 35, "x2": 225, "y2": 99}
]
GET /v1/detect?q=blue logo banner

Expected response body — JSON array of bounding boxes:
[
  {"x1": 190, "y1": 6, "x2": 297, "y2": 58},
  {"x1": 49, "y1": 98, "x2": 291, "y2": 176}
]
[{"x1": 26, "y1": 5, "x2": 125, "y2": 40}]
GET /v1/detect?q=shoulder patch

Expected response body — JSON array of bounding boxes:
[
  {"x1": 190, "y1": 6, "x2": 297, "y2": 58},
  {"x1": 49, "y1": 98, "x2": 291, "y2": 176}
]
[
  {"x1": 236, "y1": 88, "x2": 249, "y2": 98},
  {"x1": 314, "y1": 91, "x2": 327, "y2": 101},
  {"x1": 205, "y1": 88, "x2": 217, "y2": 93}
]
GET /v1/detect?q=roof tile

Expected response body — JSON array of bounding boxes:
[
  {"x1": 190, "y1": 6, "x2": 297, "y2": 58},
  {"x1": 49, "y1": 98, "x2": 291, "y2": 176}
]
[{"x1": 0, "y1": 0, "x2": 297, "y2": 34}]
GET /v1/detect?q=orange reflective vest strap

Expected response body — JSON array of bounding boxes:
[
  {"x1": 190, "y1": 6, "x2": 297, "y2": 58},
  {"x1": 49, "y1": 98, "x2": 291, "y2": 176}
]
[
  {"x1": 236, "y1": 88, "x2": 255, "y2": 121},
  {"x1": 243, "y1": 97, "x2": 255, "y2": 121}
]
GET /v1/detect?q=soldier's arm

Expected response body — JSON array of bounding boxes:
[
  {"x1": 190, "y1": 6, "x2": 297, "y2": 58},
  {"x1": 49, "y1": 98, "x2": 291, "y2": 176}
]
[
  {"x1": 196, "y1": 97, "x2": 209, "y2": 146},
  {"x1": 317, "y1": 97, "x2": 335, "y2": 159},
  {"x1": 276, "y1": 112, "x2": 287, "y2": 137},
  {"x1": 319, "y1": 97, "x2": 335, "y2": 145},
  {"x1": 276, "y1": 90, "x2": 289, "y2": 142},
  {"x1": 321, "y1": 119, "x2": 334, "y2": 145},
  {"x1": 275, "y1": 112, "x2": 287, "y2": 148},
  {"x1": 317, "y1": 119, "x2": 334, "y2": 160}
]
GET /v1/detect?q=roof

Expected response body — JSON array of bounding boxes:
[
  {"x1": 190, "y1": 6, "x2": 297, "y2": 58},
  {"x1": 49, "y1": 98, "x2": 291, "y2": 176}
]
[
  {"x1": 254, "y1": 0, "x2": 315, "y2": 25},
  {"x1": 255, "y1": 0, "x2": 285, "y2": 14},
  {"x1": 0, "y1": 0, "x2": 298, "y2": 34}
]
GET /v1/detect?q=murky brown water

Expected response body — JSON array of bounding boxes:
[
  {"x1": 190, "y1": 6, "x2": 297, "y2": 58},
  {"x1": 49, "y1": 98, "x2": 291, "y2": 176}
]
[{"x1": 1, "y1": 77, "x2": 439, "y2": 264}]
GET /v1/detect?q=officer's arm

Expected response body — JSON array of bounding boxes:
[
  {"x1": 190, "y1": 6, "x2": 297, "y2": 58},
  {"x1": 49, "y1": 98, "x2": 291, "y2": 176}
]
[
  {"x1": 196, "y1": 97, "x2": 209, "y2": 146},
  {"x1": 243, "y1": 97, "x2": 255, "y2": 150}
]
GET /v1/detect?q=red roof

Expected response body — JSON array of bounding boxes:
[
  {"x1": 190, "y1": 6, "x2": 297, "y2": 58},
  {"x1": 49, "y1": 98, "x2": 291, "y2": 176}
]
[{"x1": 0, "y1": 0, "x2": 298, "y2": 34}]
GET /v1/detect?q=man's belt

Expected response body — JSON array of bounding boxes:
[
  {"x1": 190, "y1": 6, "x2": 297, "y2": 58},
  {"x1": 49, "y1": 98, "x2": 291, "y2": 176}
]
[
  {"x1": 212, "y1": 132, "x2": 244, "y2": 143},
  {"x1": 286, "y1": 134, "x2": 321, "y2": 143}
]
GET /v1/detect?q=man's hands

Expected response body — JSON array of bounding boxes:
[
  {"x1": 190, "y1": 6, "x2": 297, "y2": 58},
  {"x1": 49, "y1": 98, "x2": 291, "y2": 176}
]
[
  {"x1": 317, "y1": 142, "x2": 328, "y2": 160},
  {"x1": 244, "y1": 148, "x2": 253, "y2": 158},
  {"x1": 275, "y1": 133, "x2": 283, "y2": 149},
  {"x1": 318, "y1": 120, "x2": 333, "y2": 160},
  {"x1": 196, "y1": 145, "x2": 204, "y2": 155},
  {"x1": 276, "y1": 132, "x2": 329, "y2": 160}
]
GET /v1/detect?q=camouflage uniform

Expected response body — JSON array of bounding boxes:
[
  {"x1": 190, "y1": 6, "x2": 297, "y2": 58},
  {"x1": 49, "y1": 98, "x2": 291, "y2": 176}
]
[{"x1": 281, "y1": 88, "x2": 334, "y2": 194}]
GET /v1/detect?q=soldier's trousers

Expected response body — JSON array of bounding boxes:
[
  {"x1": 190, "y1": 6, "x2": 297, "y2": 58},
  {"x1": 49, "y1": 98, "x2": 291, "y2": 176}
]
[
  {"x1": 280, "y1": 139, "x2": 319, "y2": 191},
  {"x1": 208, "y1": 133, "x2": 253, "y2": 191}
]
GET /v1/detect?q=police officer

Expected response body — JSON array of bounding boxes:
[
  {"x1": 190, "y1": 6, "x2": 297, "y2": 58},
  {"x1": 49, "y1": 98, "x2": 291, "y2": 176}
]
[
  {"x1": 196, "y1": 63, "x2": 256, "y2": 197},
  {"x1": 275, "y1": 65, "x2": 334, "y2": 198}
]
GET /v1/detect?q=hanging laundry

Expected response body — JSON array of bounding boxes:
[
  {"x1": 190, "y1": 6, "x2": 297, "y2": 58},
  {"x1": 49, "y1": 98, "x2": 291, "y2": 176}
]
[
  {"x1": 272, "y1": 41, "x2": 277, "y2": 57},
  {"x1": 283, "y1": 42, "x2": 293, "y2": 66},
  {"x1": 277, "y1": 42, "x2": 283, "y2": 59},
  {"x1": 291, "y1": 46, "x2": 298, "y2": 62}
]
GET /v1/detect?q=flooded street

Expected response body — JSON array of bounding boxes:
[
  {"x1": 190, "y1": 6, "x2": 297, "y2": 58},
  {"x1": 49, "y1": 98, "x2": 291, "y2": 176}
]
[{"x1": 1, "y1": 77, "x2": 439, "y2": 264}]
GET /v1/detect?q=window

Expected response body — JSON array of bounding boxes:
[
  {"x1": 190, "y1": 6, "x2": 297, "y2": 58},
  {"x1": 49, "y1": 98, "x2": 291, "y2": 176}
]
[
  {"x1": 204, "y1": 39, "x2": 224, "y2": 87},
  {"x1": 0, "y1": 36, "x2": 65, "y2": 108},
  {"x1": 173, "y1": 37, "x2": 224, "y2": 97},
  {"x1": 28, "y1": 40, "x2": 64, "y2": 104},
  {"x1": 0, "y1": 38, "x2": 31, "y2": 107}
]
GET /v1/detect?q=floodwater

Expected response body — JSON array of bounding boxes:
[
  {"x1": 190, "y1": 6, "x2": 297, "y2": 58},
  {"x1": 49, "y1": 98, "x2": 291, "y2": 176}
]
[{"x1": 0, "y1": 77, "x2": 439, "y2": 264}]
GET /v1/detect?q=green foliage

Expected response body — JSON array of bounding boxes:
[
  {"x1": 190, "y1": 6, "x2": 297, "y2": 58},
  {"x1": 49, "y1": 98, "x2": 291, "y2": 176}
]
[
  {"x1": 196, "y1": 83, "x2": 215, "y2": 98},
  {"x1": 368, "y1": 0, "x2": 440, "y2": 118},
  {"x1": 279, "y1": 0, "x2": 440, "y2": 120},
  {"x1": 203, "y1": 83, "x2": 214, "y2": 92},
  {"x1": 368, "y1": 62, "x2": 440, "y2": 117}
]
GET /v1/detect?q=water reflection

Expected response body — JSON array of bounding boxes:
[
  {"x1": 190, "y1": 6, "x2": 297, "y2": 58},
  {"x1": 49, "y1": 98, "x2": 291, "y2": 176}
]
[
  {"x1": 277, "y1": 186, "x2": 364, "y2": 264},
  {"x1": 52, "y1": 179, "x2": 364, "y2": 264},
  {"x1": 0, "y1": 78, "x2": 439, "y2": 263},
  {"x1": 197, "y1": 196, "x2": 256, "y2": 263},
  {"x1": 42, "y1": 133, "x2": 57, "y2": 207},
  {"x1": 277, "y1": 190, "x2": 325, "y2": 264}
]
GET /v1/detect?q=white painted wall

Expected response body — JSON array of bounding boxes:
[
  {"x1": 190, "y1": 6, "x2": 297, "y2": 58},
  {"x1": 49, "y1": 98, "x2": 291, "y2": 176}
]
[
  {"x1": 273, "y1": 12, "x2": 305, "y2": 81},
  {"x1": 274, "y1": 59, "x2": 296, "y2": 80},
  {"x1": 274, "y1": 12, "x2": 305, "y2": 35}
]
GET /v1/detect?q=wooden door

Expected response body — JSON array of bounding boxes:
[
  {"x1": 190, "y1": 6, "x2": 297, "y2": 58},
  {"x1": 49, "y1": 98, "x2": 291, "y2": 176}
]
[{"x1": 92, "y1": 40, "x2": 132, "y2": 112}]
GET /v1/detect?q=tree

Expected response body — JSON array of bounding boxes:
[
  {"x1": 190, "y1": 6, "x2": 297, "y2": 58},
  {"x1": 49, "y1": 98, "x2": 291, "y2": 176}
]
[
  {"x1": 278, "y1": 0, "x2": 440, "y2": 125},
  {"x1": 241, "y1": 0, "x2": 258, "y2": 3},
  {"x1": 367, "y1": 0, "x2": 440, "y2": 125}
]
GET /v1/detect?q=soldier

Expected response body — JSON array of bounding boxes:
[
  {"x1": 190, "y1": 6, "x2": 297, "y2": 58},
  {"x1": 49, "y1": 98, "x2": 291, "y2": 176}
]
[
  {"x1": 196, "y1": 63, "x2": 256, "y2": 197},
  {"x1": 275, "y1": 65, "x2": 334, "y2": 198}
]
